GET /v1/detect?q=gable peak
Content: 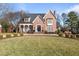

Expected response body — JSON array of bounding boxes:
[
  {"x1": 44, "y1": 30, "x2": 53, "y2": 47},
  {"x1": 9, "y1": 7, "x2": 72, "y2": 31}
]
[{"x1": 48, "y1": 10, "x2": 53, "y2": 13}]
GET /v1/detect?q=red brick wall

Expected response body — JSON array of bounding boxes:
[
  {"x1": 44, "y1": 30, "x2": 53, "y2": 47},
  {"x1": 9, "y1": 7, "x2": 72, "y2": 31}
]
[{"x1": 44, "y1": 11, "x2": 57, "y2": 32}]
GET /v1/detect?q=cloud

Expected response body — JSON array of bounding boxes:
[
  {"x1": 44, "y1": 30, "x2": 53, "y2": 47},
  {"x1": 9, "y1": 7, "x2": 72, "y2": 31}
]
[{"x1": 66, "y1": 5, "x2": 79, "y2": 13}]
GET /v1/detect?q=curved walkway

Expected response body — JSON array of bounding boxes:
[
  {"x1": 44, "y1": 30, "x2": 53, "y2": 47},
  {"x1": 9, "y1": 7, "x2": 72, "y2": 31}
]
[{"x1": 23, "y1": 34, "x2": 58, "y2": 36}]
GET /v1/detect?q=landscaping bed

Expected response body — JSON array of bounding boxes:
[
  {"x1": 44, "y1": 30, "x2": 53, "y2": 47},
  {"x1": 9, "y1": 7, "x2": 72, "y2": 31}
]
[{"x1": 0, "y1": 33, "x2": 23, "y2": 39}]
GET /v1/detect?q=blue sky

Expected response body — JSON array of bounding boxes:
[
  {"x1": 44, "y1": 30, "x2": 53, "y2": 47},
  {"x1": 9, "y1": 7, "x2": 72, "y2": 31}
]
[
  {"x1": 7, "y1": 3, "x2": 79, "y2": 26},
  {"x1": 1, "y1": 3, "x2": 79, "y2": 26},
  {"x1": 7, "y1": 3, "x2": 79, "y2": 14}
]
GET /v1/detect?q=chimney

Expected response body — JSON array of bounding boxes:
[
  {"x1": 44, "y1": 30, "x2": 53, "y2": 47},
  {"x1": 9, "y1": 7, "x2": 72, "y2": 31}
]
[
  {"x1": 54, "y1": 10, "x2": 56, "y2": 15},
  {"x1": 54, "y1": 10, "x2": 57, "y2": 18}
]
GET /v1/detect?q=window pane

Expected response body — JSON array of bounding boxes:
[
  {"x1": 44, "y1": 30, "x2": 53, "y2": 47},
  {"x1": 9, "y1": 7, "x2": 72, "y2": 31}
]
[
  {"x1": 47, "y1": 25, "x2": 52, "y2": 32},
  {"x1": 47, "y1": 19, "x2": 52, "y2": 25}
]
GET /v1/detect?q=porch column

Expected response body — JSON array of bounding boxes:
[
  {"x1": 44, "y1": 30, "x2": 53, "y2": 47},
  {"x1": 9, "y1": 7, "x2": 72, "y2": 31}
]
[
  {"x1": 19, "y1": 25, "x2": 23, "y2": 33},
  {"x1": 35, "y1": 25, "x2": 38, "y2": 32},
  {"x1": 27, "y1": 25, "x2": 30, "y2": 32},
  {"x1": 19, "y1": 25, "x2": 21, "y2": 33},
  {"x1": 23, "y1": 25, "x2": 26, "y2": 32}
]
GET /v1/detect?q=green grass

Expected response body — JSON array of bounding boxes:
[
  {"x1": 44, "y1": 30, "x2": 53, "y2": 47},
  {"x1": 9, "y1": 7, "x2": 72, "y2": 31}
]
[{"x1": 0, "y1": 35, "x2": 79, "y2": 56}]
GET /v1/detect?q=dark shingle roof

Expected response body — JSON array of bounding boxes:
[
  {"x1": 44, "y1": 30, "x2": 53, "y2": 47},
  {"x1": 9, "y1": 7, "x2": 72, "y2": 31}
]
[{"x1": 19, "y1": 13, "x2": 45, "y2": 24}]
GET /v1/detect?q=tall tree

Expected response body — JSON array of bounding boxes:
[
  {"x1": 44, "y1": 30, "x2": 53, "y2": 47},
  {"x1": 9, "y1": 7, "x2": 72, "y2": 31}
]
[
  {"x1": 61, "y1": 13, "x2": 68, "y2": 27},
  {"x1": 67, "y1": 11, "x2": 79, "y2": 34}
]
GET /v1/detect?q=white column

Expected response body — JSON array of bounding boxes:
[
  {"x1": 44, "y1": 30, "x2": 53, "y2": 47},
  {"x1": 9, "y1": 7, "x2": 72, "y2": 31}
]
[
  {"x1": 19, "y1": 25, "x2": 20, "y2": 32},
  {"x1": 23, "y1": 25, "x2": 25, "y2": 32},
  {"x1": 19, "y1": 25, "x2": 22, "y2": 33},
  {"x1": 35, "y1": 25, "x2": 38, "y2": 32},
  {"x1": 27, "y1": 25, "x2": 30, "y2": 32}
]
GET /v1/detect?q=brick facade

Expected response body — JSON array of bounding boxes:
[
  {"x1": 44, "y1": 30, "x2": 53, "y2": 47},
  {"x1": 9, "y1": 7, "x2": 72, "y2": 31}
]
[
  {"x1": 32, "y1": 15, "x2": 44, "y2": 32},
  {"x1": 18, "y1": 10, "x2": 57, "y2": 33}
]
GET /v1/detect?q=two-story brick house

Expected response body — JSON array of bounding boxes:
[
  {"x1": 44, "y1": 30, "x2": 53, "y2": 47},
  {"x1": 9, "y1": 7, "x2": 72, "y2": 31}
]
[{"x1": 18, "y1": 10, "x2": 57, "y2": 33}]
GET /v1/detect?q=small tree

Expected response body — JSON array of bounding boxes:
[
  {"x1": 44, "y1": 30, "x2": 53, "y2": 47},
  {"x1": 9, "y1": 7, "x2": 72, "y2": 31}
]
[{"x1": 0, "y1": 19, "x2": 9, "y2": 32}]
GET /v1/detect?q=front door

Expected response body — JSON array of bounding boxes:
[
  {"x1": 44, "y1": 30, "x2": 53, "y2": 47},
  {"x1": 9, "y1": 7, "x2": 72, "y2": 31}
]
[
  {"x1": 37, "y1": 25, "x2": 41, "y2": 32},
  {"x1": 35, "y1": 25, "x2": 41, "y2": 32}
]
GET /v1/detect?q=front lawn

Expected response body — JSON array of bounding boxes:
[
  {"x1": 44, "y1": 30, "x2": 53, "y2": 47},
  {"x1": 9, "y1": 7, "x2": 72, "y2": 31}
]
[{"x1": 0, "y1": 35, "x2": 79, "y2": 56}]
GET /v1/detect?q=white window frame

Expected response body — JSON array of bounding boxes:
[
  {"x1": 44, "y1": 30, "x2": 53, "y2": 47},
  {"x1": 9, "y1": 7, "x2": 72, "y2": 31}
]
[
  {"x1": 24, "y1": 18, "x2": 30, "y2": 22},
  {"x1": 47, "y1": 19, "x2": 53, "y2": 25}
]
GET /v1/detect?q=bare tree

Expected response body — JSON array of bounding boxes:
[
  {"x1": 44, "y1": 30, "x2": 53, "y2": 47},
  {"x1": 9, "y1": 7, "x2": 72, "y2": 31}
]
[
  {"x1": 3, "y1": 10, "x2": 27, "y2": 27},
  {"x1": 0, "y1": 3, "x2": 12, "y2": 18}
]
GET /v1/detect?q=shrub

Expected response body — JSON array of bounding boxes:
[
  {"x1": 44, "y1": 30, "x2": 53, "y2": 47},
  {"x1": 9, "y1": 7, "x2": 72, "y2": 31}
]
[
  {"x1": 0, "y1": 35, "x2": 3, "y2": 39},
  {"x1": 58, "y1": 32, "x2": 63, "y2": 37},
  {"x1": 64, "y1": 31, "x2": 72, "y2": 38},
  {"x1": 44, "y1": 31, "x2": 48, "y2": 34},
  {"x1": 6, "y1": 34, "x2": 12, "y2": 38},
  {"x1": 13, "y1": 33, "x2": 23, "y2": 37},
  {"x1": 56, "y1": 28, "x2": 61, "y2": 34},
  {"x1": 3, "y1": 35, "x2": 6, "y2": 39},
  {"x1": 17, "y1": 34, "x2": 21, "y2": 36},
  {"x1": 13, "y1": 33, "x2": 18, "y2": 37},
  {"x1": 76, "y1": 34, "x2": 79, "y2": 38},
  {"x1": 11, "y1": 34, "x2": 14, "y2": 37},
  {"x1": 20, "y1": 33, "x2": 23, "y2": 36},
  {"x1": 71, "y1": 34, "x2": 77, "y2": 38}
]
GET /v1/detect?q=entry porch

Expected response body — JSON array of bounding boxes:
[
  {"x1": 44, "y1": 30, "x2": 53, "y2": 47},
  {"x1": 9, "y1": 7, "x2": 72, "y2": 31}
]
[{"x1": 19, "y1": 24, "x2": 43, "y2": 33}]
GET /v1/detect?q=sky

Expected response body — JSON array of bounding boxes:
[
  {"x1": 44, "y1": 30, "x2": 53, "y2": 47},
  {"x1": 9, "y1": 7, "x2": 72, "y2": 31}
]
[
  {"x1": 1, "y1": 3, "x2": 79, "y2": 26},
  {"x1": 7, "y1": 3, "x2": 79, "y2": 14}
]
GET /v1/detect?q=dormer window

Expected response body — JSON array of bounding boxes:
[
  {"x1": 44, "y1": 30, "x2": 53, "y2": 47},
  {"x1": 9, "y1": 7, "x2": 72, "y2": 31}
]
[{"x1": 24, "y1": 18, "x2": 30, "y2": 22}]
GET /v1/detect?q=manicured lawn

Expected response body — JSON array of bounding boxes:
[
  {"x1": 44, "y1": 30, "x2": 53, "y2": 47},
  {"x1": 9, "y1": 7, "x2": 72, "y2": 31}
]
[{"x1": 0, "y1": 35, "x2": 79, "y2": 56}]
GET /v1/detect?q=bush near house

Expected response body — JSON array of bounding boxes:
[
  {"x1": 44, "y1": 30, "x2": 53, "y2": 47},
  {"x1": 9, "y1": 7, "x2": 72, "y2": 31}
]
[
  {"x1": 0, "y1": 35, "x2": 3, "y2": 39},
  {"x1": 76, "y1": 34, "x2": 79, "y2": 38},
  {"x1": 0, "y1": 33, "x2": 23, "y2": 39}
]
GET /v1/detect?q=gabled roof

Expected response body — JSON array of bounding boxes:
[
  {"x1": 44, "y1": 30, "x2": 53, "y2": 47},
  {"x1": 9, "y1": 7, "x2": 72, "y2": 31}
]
[
  {"x1": 18, "y1": 10, "x2": 56, "y2": 24},
  {"x1": 43, "y1": 10, "x2": 56, "y2": 19},
  {"x1": 19, "y1": 13, "x2": 45, "y2": 24},
  {"x1": 32, "y1": 15, "x2": 44, "y2": 23}
]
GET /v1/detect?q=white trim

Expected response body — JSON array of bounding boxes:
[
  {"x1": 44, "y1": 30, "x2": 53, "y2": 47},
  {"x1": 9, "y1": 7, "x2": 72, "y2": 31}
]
[
  {"x1": 47, "y1": 19, "x2": 53, "y2": 25},
  {"x1": 32, "y1": 15, "x2": 43, "y2": 23},
  {"x1": 24, "y1": 18, "x2": 31, "y2": 22},
  {"x1": 32, "y1": 16, "x2": 38, "y2": 23}
]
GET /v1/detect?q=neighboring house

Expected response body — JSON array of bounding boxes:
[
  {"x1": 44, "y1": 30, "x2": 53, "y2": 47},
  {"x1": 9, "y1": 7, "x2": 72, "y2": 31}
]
[
  {"x1": 18, "y1": 10, "x2": 57, "y2": 33},
  {"x1": 0, "y1": 24, "x2": 2, "y2": 33}
]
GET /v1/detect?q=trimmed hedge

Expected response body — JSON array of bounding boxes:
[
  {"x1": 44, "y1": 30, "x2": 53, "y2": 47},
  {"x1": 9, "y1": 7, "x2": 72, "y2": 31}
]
[
  {"x1": 76, "y1": 34, "x2": 79, "y2": 38},
  {"x1": 0, "y1": 33, "x2": 23, "y2": 40},
  {"x1": 0, "y1": 35, "x2": 3, "y2": 39},
  {"x1": 58, "y1": 32, "x2": 63, "y2": 37},
  {"x1": 6, "y1": 34, "x2": 12, "y2": 38}
]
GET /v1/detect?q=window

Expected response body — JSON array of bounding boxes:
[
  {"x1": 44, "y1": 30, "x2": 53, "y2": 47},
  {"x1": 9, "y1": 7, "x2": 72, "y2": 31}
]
[
  {"x1": 47, "y1": 19, "x2": 53, "y2": 25},
  {"x1": 47, "y1": 25, "x2": 52, "y2": 32},
  {"x1": 24, "y1": 18, "x2": 30, "y2": 22}
]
